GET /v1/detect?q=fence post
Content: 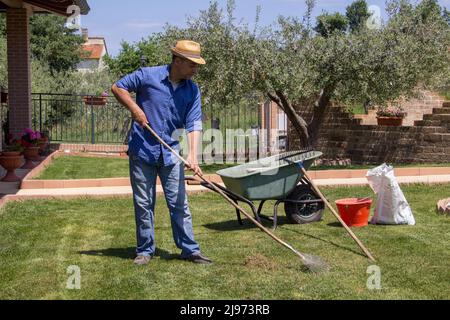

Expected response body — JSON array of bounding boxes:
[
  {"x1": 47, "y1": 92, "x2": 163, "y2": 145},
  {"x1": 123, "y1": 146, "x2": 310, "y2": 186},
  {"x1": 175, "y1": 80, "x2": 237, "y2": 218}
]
[
  {"x1": 39, "y1": 94, "x2": 42, "y2": 133},
  {"x1": 90, "y1": 103, "x2": 95, "y2": 144}
]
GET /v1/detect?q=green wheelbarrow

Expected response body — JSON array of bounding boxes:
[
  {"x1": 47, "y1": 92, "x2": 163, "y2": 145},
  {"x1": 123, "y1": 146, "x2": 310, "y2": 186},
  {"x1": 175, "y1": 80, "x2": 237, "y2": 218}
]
[{"x1": 186, "y1": 150, "x2": 325, "y2": 230}]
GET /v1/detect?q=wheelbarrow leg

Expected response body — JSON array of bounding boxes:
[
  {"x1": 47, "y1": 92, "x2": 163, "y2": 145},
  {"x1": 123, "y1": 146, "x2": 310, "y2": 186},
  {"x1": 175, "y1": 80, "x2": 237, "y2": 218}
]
[
  {"x1": 249, "y1": 202, "x2": 262, "y2": 224},
  {"x1": 257, "y1": 200, "x2": 267, "y2": 216},
  {"x1": 273, "y1": 200, "x2": 283, "y2": 231},
  {"x1": 234, "y1": 200, "x2": 244, "y2": 225}
]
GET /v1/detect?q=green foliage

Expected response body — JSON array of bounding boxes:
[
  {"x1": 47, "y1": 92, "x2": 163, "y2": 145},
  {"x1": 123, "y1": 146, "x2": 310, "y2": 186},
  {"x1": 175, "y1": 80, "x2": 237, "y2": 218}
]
[
  {"x1": 252, "y1": 0, "x2": 450, "y2": 108},
  {"x1": 30, "y1": 59, "x2": 114, "y2": 96},
  {"x1": 29, "y1": 14, "x2": 84, "y2": 74},
  {"x1": 346, "y1": 0, "x2": 371, "y2": 32},
  {"x1": 314, "y1": 12, "x2": 349, "y2": 37},
  {"x1": 104, "y1": 36, "x2": 169, "y2": 78},
  {"x1": 104, "y1": 42, "x2": 141, "y2": 77},
  {"x1": 416, "y1": 0, "x2": 442, "y2": 22},
  {"x1": 99, "y1": 0, "x2": 450, "y2": 119}
]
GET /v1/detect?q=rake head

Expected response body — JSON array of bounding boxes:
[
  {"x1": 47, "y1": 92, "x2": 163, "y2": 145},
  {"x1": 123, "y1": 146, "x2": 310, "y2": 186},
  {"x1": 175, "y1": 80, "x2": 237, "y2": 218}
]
[{"x1": 301, "y1": 253, "x2": 330, "y2": 274}]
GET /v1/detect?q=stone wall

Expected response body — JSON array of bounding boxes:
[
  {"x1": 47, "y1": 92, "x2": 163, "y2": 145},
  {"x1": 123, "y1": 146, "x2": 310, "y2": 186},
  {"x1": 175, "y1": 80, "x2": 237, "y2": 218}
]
[
  {"x1": 288, "y1": 101, "x2": 450, "y2": 164},
  {"x1": 354, "y1": 90, "x2": 446, "y2": 126}
]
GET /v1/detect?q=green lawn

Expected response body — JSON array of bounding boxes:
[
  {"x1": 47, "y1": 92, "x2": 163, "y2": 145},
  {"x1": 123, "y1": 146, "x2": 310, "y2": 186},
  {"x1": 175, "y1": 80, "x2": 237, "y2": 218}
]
[
  {"x1": 0, "y1": 184, "x2": 449, "y2": 299},
  {"x1": 34, "y1": 156, "x2": 236, "y2": 180},
  {"x1": 35, "y1": 156, "x2": 130, "y2": 180},
  {"x1": 35, "y1": 155, "x2": 450, "y2": 180}
]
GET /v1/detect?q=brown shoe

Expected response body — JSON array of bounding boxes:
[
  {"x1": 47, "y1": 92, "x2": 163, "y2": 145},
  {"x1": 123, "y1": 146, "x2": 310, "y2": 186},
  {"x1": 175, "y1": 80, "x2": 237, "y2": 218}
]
[
  {"x1": 181, "y1": 252, "x2": 212, "y2": 264},
  {"x1": 133, "y1": 255, "x2": 151, "y2": 265}
]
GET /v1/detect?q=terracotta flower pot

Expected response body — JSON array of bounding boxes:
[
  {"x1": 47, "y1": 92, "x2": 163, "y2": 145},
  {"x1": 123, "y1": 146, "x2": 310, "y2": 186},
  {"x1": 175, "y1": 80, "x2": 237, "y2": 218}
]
[
  {"x1": 376, "y1": 117, "x2": 403, "y2": 126},
  {"x1": 0, "y1": 153, "x2": 24, "y2": 182},
  {"x1": 21, "y1": 146, "x2": 40, "y2": 169},
  {"x1": 83, "y1": 96, "x2": 107, "y2": 106}
]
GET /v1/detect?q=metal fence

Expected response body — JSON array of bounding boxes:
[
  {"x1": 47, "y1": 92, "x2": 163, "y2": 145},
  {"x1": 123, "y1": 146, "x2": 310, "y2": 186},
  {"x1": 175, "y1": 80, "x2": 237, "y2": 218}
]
[
  {"x1": 0, "y1": 93, "x2": 272, "y2": 161},
  {"x1": 0, "y1": 92, "x2": 283, "y2": 162},
  {"x1": 31, "y1": 93, "x2": 131, "y2": 144}
]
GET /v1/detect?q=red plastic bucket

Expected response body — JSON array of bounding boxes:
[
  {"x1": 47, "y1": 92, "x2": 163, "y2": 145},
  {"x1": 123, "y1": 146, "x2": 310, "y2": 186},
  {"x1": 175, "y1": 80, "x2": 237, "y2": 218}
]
[{"x1": 335, "y1": 198, "x2": 372, "y2": 227}]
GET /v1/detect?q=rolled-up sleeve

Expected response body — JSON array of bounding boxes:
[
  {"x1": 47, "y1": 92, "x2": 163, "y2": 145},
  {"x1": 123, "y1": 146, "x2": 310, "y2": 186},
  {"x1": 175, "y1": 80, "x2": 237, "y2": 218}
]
[
  {"x1": 185, "y1": 86, "x2": 203, "y2": 133},
  {"x1": 115, "y1": 68, "x2": 144, "y2": 93}
]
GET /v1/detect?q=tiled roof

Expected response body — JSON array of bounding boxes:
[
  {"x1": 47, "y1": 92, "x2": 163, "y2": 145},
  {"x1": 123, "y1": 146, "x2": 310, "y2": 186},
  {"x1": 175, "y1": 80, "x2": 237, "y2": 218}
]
[
  {"x1": 0, "y1": 1, "x2": 89, "y2": 15},
  {"x1": 81, "y1": 44, "x2": 104, "y2": 60}
]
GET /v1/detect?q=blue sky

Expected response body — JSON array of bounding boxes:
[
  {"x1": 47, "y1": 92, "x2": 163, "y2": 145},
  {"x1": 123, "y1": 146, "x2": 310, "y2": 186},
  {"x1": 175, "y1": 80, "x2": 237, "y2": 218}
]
[{"x1": 80, "y1": 0, "x2": 450, "y2": 57}]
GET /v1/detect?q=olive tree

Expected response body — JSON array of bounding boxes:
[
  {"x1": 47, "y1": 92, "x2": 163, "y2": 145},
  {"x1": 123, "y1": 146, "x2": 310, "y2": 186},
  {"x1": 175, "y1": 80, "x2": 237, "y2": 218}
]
[{"x1": 114, "y1": 0, "x2": 449, "y2": 148}]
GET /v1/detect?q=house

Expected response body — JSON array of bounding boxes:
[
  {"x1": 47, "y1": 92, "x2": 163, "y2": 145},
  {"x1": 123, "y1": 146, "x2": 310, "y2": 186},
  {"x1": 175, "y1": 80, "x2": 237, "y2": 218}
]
[
  {"x1": 77, "y1": 28, "x2": 108, "y2": 72},
  {"x1": 0, "y1": 0, "x2": 90, "y2": 145}
]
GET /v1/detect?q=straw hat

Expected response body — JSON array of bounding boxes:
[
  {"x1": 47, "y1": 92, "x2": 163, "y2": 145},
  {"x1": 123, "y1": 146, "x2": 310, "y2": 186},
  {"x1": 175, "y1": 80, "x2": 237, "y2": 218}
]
[{"x1": 171, "y1": 40, "x2": 206, "y2": 65}]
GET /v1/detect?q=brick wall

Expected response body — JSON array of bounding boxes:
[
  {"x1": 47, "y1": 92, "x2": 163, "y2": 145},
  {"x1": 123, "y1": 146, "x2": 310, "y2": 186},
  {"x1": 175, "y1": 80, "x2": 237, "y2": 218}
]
[
  {"x1": 49, "y1": 143, "x2": 128, "y2": 154},
  {"x1": 354, "y1": 90, "x2": 446, "y2": 126},
  {"x1": 6, "y1": 8, "x2": 32, "y2": 138},
  {"x1": 288, "y1": 101, "x2": 450, "y2": 164}
]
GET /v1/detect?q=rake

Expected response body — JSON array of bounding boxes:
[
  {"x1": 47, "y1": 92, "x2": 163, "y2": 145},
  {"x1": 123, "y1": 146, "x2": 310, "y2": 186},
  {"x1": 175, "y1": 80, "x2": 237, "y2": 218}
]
[{"x1": 144, "y1": 123, "x2": 329, "y2": 273}]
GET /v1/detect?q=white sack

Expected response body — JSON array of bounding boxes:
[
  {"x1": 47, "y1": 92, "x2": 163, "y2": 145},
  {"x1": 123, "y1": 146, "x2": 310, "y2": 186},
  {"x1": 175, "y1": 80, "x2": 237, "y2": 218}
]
[{"x1": 366, "y1": 163, "x2": 415, "y2": 225}]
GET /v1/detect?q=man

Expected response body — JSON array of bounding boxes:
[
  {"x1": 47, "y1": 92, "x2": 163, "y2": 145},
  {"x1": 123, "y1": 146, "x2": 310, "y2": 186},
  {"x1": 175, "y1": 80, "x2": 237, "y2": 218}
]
[{"x1": 111, "y1": 40, "x2": 211, "y2": 265}]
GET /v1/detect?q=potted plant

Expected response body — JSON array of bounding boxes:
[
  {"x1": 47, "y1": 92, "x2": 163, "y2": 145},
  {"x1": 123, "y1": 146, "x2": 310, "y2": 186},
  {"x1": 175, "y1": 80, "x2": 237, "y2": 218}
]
[
  {"x1": 0, "y1": 140, "x2": 24, "y2": 182},
  {"x1": 83, "y1": 90, "x2": 109, "y2": 106},
  {"x1": 2, "y1": 140, "x2": 24, "y2": 156},
  {"x1": 376, "y1": 103, "x2": 406, "y2": 126},
  {"x1": 20, "y1": 128, "x2": 41, "y2": 169}
]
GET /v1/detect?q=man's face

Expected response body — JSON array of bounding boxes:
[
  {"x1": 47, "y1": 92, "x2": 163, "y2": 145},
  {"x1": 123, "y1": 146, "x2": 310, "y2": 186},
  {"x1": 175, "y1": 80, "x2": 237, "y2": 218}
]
[{"x1": 174, "y1": 56, "x2": 199, "y2": 79}]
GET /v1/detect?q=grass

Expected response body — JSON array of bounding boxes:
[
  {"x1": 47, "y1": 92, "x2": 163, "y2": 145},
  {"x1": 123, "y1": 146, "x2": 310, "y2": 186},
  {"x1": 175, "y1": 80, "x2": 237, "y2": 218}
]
[
  {"x1": 0, "y1": 183, "x2": 449, "y2": 299},
  {"x1": 34, "y1": 156, "x2": 234, "y2": 180},
  {"x1": 35, "y1": 156, "x2": 130, "y2": 180},
  {"x1": 34, "y1": 155, "x2": 450, "y2": 180}
]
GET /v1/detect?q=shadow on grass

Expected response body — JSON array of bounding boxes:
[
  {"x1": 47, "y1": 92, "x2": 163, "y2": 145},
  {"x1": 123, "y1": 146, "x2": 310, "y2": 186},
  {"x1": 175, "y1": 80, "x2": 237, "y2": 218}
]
[
  {"x1": 203, "y1": 216, "x2": 291, "y2": 231},
  {"x1": 283, "y1": 228, "x2": 366, "y2": 258},
  {"x1": 205, "y1": 217, "x2": 366, "y2": 258},
  {"x1": 78, "y1": 247, "x2": 180, "y2": 260},
  {"x1": 327, "y1": 222, "x2": 345, "y2": 228}
]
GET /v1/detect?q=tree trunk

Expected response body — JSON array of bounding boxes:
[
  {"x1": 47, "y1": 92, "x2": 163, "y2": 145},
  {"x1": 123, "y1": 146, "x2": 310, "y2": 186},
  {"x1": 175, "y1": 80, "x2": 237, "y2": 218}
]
[
  {"x1": 308, "y1": 88, "x2": 331, "y2": 148},
  {"x1": 267, "y1": 88, "x2": 331, "y2": 150},
  {"x1": 267, "y1": 91, "x2": 310, "y2": 149}
]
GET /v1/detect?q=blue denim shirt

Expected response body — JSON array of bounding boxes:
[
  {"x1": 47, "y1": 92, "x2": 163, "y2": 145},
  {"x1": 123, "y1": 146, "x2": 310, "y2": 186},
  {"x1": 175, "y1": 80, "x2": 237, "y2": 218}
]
[{"x1": 115, "y1": 65, "x2": 203, "y2": 166}]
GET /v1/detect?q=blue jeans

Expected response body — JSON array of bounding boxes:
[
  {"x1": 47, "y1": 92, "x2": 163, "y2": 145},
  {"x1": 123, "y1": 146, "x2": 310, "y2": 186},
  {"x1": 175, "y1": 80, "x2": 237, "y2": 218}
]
[{"x1": 129, "y1": 154, "x2": 200, "y2": 258}]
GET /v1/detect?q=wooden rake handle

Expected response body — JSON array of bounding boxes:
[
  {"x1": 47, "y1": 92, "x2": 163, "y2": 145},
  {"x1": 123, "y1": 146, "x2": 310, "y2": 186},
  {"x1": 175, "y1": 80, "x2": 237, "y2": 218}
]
[
  {"x1": 299, "y1": 166, "x2": 376, "y2": 262},
  {"x1": 143, "y1": 123, "x2": 309, "y2": 261}
]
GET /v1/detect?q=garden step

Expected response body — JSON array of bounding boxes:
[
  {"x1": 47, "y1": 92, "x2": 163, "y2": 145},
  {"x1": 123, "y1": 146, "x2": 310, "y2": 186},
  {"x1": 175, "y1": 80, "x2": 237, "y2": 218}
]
[
  {"x1": 423, "y1": 114, "x2": 450, "y2": 122},
  {"x1": 432, "y1": 108, "x2": 450, "y2": 115},
  {"x1": 419, "y1": 126, "x2": 449, "y2": 134},
  {"x1": 414, "y1": 120, "x2": 442, "y2": 126}
]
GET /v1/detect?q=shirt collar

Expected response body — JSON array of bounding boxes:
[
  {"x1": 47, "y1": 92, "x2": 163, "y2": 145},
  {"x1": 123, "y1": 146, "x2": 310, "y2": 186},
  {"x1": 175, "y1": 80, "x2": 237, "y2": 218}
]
[{"x1": 163, "y1": 64, "x2": 187, "y2": 88}]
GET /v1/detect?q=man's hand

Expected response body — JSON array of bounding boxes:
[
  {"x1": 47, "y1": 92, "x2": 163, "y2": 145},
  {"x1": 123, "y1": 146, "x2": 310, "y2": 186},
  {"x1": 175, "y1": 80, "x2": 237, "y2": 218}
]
[
  {"x1": 186, "y1": 154, "x2": 203, "y2": 176},
  {"x1": 131, "y1": 108, "x2": 148, "y2": 127},
  {"x1": 111, "y1": 84, "x2": 148, "y2": 127}
]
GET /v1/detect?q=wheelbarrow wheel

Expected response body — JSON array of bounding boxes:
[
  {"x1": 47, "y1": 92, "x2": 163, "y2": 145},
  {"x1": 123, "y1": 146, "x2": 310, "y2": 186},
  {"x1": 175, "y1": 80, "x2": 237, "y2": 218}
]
[{"x1": 284, "y1": 184, "x2": 324, "y2": 224}]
